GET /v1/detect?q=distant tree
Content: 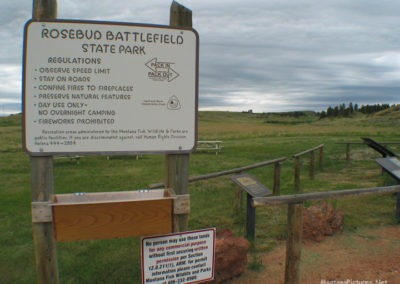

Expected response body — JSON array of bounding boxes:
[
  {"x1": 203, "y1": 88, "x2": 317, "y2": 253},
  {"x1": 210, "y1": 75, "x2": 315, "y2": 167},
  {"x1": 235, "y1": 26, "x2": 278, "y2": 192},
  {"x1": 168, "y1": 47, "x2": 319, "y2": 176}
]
[
  {"x1": 333, "y1": 106, "x2": 339, "y2": 117},
  {"x1": 339, "y1": 103, "x2": 346, "y2": 114},
  {"x1": 326, "y1": 106, "x2": 333, "y2": 117},
  {"x1": 319, "y1": 110, "x2": 327, "y2": 119},
  {"x1": 348, "y1": 102, "x2": 354, "y2": 113},
  {"x1": 319, "y1": 102, "x2": 393, "y2": 119}
]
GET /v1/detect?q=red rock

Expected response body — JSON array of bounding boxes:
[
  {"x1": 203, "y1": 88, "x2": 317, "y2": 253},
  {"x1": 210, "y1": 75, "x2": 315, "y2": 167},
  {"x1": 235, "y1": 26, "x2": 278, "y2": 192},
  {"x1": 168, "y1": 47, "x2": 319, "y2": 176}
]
[
  {"x1": 302, "y1": 202, "x2": 344, "y2": 242},
  {"x1": 212, "y1": 229, "x2": 251, "y2": 283}
]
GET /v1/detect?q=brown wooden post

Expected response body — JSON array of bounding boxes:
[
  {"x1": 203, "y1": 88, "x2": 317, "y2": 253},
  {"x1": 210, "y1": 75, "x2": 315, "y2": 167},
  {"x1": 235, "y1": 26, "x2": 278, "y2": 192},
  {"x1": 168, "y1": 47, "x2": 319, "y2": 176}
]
[
  {"x1": 234, "y1": 186, "x2": 243, "y2": 214},
  {"x1": 31, "y1": 2, "x2": 59, "y2": 284},
  {"x1": 284, "y1": 203, "x2": 303, "y2": 284},
  {"x1": 246, "y1": 192, "x2": 256, "y2": 240},
  {"x1": 166, "y1": 153, "x2": 190, "y2": 232},
  {"x1": 273, "y1": 161, "x2": 281, "y2": 195},
  {"x1": 288, "y1": 154, "x2": 303, "y2": 283},
  {"x1": 33, "y1": 0, "x2": 57, "y2": 18},
  {"x1": 234, "y1": 172, "x2": 243, "y2": 215},
  {"x1": 346, "y1": 143, "x2": 350, "y2": 162},
  {"x1": 294, "y1": 157, "x2": 301, "y2": 192},
  {"x1": 319, "y1": 146, "x2": 324, "y2": 172},
  {"x1": 166, "y1": 1, "x2": 193, "y2": 233},
  {"x1": 309, "y1": 151, "x2": 315, "y2": 179},
  {"x1": 31, "y1": 156, "x2": 59, "y2": 284},
  {"x1": 170, "y1": 0, "x2": 192, "y2": 27}
]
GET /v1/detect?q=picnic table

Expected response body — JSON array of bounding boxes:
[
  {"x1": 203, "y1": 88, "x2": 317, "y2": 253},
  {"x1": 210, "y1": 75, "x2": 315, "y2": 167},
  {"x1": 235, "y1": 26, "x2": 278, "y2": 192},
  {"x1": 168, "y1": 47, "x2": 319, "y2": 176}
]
[{"x1": 196, "y1": 141, "x2": 223, "y2": 155}]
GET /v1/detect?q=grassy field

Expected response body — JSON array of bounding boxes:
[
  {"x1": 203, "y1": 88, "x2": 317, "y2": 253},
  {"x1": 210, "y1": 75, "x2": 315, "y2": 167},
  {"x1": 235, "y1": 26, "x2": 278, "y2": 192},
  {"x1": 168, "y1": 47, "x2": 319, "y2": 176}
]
[{"x1": 1, "y1": 110, "x2": 399, "y2": 283}]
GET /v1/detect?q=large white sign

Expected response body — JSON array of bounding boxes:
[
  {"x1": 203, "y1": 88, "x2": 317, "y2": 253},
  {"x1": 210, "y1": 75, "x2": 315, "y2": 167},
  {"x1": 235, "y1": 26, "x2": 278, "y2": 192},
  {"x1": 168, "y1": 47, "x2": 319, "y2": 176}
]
[
  {"x1": 142, "y1": 229, "x2": 215, "y2": 284},
  {"x1": 23, "y1": 20, "x2": 198, "y2": 155}
]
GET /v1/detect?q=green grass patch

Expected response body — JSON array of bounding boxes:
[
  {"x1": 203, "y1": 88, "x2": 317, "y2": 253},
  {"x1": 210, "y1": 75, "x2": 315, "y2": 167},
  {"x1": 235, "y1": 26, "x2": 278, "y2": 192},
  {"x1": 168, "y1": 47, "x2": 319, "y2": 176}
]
[{"x1": 2, "y1": 110, "x2": 400, "y2": 282}]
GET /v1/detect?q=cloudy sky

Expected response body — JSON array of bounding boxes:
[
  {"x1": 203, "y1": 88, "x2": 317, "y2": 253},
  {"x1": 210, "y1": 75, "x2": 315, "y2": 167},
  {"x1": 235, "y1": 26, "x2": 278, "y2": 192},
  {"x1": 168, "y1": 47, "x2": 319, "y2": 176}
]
[{"x1": 1, "y1": 0, "x2": 400, "y2": 116}]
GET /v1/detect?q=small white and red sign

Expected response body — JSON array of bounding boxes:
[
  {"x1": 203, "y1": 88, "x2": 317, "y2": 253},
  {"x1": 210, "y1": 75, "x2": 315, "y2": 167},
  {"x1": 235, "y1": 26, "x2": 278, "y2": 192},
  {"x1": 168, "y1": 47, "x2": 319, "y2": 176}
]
[{"x1": 142, "y1": 228, "x2": 215, "y2": 284}]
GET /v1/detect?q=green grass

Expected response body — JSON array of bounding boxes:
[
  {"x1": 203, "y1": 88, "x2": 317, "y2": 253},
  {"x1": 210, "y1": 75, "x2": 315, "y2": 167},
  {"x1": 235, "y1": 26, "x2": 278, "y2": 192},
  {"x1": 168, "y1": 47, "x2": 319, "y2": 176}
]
[{"x1": 1, "y1": 110, "x2": 400, "y2": 283}]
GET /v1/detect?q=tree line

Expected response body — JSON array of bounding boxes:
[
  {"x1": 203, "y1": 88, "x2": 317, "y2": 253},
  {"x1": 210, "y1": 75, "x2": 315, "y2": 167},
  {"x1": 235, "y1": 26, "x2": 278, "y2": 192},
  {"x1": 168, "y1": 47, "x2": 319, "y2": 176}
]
[{"x1": 318, "y1": 103, "x2": 395, "y2": 118}]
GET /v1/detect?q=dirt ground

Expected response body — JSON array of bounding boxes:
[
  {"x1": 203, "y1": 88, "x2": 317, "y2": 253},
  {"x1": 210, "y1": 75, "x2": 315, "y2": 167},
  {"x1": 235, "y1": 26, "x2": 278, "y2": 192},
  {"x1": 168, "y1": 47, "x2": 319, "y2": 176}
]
[{"x1": 227, "y1": 226, "x2": 400, "y2": 284}]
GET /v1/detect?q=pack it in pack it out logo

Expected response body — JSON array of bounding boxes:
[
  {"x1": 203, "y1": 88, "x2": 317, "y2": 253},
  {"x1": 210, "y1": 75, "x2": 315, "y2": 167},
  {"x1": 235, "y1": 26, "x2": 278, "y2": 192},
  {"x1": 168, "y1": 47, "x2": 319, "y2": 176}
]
[{"x1": 145, "y1": 57, "x2": 180, "y2": 82}]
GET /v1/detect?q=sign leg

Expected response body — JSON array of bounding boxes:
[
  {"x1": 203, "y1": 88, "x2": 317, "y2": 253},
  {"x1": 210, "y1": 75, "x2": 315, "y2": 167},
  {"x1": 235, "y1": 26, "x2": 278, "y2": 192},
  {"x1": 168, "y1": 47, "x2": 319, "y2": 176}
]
[
  {"x1": 31, "y1": 156, "x2": 59, "y2": 284},
  {"x1": 246, "y1": 193, "x2": 256, "y2": 240}
]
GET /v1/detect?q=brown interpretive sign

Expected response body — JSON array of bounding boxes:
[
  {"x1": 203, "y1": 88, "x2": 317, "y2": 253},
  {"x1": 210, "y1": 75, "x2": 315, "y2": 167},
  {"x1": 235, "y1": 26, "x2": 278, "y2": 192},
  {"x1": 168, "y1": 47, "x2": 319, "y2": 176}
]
[
  {"x1": 22, "y1": 20, "x2": 199, "y2": 155},
  {"x1": 231, "y1": 173, "x2": 272, "y2": 197}
]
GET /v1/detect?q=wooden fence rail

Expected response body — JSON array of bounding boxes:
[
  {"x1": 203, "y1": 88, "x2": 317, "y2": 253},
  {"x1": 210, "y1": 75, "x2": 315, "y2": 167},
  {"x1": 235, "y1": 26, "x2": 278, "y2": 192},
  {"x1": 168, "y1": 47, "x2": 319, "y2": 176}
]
[
  {"x1": 253, "y1": 185, "x2": 400, "y2": 206},
  {"x1": 293, "y1": 144, "x2": 324, "y2": 192},
  {"x1": 336, "y1": 141, "x2": 400, "y2": 161},
  {"x1": 149, "y1": 157, "x2": 287, "y2": 195},
  {"x1": 252, "y1": 185, "x2": 400, "y2": 284}
]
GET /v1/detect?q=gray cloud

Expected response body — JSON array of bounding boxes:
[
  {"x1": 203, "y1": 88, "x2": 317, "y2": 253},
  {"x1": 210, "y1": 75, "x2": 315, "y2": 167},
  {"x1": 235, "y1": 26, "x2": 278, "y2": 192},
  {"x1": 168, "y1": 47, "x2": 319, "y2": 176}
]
[
  {"x1": 195, "y1": 0, "x2": 400, "y2": 111},
  {"x1": 1, "y1": 0, "x2": 400, "y2": 115}
]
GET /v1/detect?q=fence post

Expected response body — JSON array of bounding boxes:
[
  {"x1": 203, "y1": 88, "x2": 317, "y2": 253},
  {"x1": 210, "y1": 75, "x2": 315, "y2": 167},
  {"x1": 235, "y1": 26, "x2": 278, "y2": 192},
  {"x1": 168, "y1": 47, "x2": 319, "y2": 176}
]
[
  {"x1": 31, "y1": 2, "x2": 59, "y2": 284},
  {"x1": 288, "y1": 152, "x2": 303, "y2": 282},
  {"x1": 309, "y1": 151, "x2": 315, "y2": 179},
  {"x1": 346, "y1": 143, "x2": 350, "y2": 162},
  {"x1": 273, "y1": 161, "x2": 281, "y2": 195},
  {"x1": 246, "y1": 193, "x2": 256, "y2": 240},
  {"x1": 167, "y1": 1, "x2": 192, "y2": 233},
  {"x1": 284, "y1": 202, "x2": 303, "y2": 284},
  {"x1": 294, "y1": 157, "x2": 301, "y2": 192},
  {"x1": 234, "y1": 170, "x2": 243, "y2": 215},
  {"x1": 234, "y1": 185, "x2": 243, "y2": 214},
  {"x1": 319, "y1": 146, "x2": 324, "y2": 172}
]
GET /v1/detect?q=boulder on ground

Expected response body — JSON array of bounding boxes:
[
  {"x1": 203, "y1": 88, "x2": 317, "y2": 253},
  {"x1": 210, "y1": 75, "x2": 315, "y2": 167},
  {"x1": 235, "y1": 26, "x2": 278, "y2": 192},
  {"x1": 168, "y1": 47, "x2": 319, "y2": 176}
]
[
  {"x1": 212, "y1": 229, "x2": 251, "y2": 283},
  {"x1": 302, "y1": 202, "x2": 344, "y2": 242}
]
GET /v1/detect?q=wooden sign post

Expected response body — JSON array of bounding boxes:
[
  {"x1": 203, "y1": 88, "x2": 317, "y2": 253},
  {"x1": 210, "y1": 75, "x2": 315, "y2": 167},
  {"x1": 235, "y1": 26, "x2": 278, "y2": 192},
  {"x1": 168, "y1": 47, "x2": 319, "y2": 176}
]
[
  {"x1": 166, "y1": 1, "x2": 194, "y2": 233},
  {"x1": 30, "y1": 2, "x2": 59, "y2": 284}
]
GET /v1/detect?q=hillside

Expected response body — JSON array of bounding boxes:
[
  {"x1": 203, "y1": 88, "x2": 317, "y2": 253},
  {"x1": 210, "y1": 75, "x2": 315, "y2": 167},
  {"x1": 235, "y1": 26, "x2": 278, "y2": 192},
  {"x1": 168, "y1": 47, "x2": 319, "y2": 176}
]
[
  {"x1": 0, "y1": 112, "x2": 22, "y2": 127},
  {"x1": 2, "y1": 105, "x2": 399, "y2": 127}
]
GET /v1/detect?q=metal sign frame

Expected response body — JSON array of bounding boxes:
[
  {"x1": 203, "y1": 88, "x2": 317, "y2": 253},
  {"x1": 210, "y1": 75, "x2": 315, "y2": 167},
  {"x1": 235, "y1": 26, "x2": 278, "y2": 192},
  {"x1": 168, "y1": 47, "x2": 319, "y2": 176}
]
[{"x1": 22, "y1": 19, "x2": 199, "y2": 156}]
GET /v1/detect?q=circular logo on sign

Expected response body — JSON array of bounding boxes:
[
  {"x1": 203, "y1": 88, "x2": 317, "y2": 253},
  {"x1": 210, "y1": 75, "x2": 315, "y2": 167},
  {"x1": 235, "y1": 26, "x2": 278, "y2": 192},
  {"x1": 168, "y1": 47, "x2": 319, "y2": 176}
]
[{"x1": 167, "y1": 95, "x2": 181, "y2": 110}]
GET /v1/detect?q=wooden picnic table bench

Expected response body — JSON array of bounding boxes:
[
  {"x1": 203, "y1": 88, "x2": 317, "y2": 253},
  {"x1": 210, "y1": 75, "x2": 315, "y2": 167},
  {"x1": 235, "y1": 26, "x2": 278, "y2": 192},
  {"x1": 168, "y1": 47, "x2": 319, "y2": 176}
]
[{"x1": 196, "y1": 141, "x2": 223, "y2": 155}]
